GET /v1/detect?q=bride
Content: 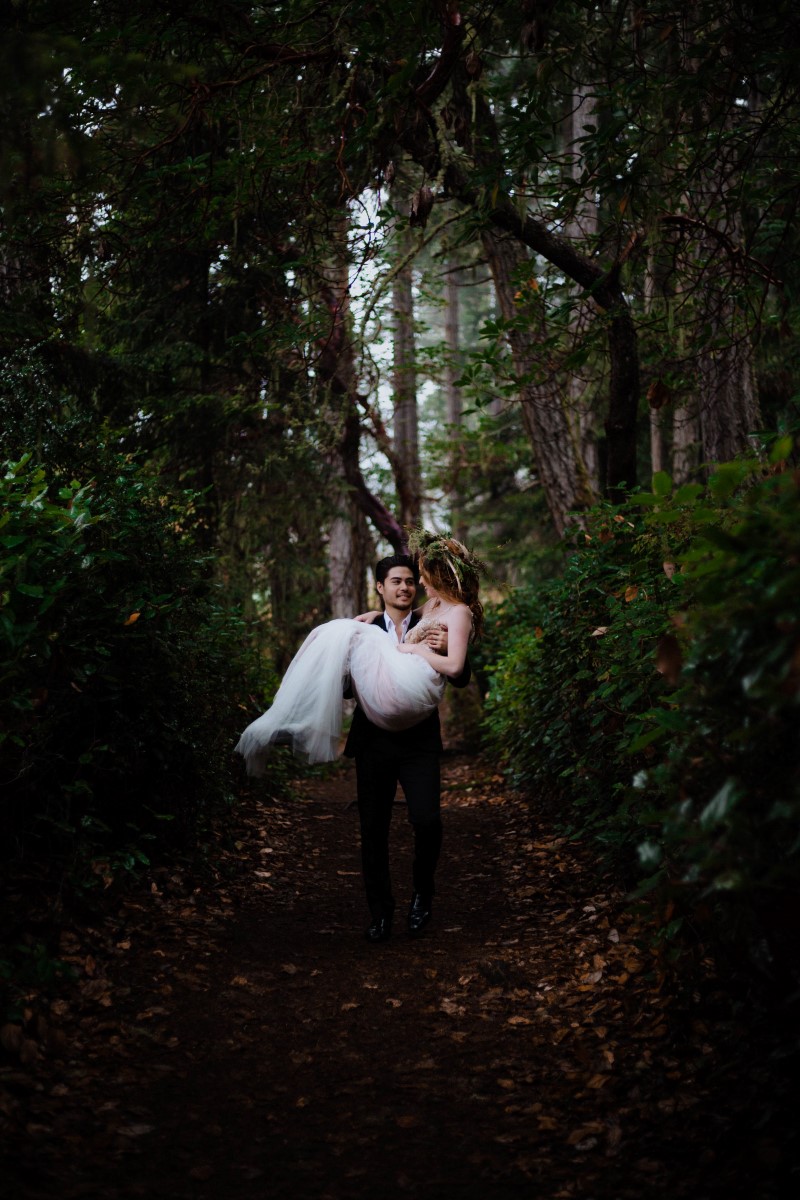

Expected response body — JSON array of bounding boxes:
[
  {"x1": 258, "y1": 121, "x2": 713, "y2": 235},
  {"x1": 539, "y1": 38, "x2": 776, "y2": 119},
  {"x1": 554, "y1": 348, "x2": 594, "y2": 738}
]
[{"x1": 234, "y1": 530, "x2": 484, "y2": 774}]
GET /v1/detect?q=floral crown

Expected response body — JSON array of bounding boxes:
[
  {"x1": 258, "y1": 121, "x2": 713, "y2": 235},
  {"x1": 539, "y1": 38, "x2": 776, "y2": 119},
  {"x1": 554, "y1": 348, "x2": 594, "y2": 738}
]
[{"x1": 407, "y1": 527, "x2": 487, "y2": 595}]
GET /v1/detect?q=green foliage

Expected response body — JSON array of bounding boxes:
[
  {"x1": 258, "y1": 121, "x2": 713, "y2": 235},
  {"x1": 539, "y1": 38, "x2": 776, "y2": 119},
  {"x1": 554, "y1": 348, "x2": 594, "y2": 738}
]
[
  {"x1": 483, "y1": 450, "x2": 800, "y2": 986},
  {"x1": 482, "y1": 500, "x2": 675, "y2": 835},
  {"x1": 0, "y1": 447, "x2": 283, "y2": 883},
  {"x1": 628, "y1": 454, "x2": 800, "y2": 980},
  {"x1": 0, "y1": 345, "x2": 297, "y2": 1023}
]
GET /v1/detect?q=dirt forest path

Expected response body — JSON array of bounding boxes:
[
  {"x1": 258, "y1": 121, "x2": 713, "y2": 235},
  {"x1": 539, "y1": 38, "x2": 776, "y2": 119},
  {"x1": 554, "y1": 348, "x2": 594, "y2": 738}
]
[{"x1": 1, "y1": 753, "x2": 784, "y2": 1200}]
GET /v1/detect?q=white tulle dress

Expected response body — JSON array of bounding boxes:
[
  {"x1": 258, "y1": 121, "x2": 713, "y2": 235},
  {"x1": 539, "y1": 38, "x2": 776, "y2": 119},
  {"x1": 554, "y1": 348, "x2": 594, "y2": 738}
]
[{"x1": 234, "y1": 618, "x2": 445, "y2": 774}]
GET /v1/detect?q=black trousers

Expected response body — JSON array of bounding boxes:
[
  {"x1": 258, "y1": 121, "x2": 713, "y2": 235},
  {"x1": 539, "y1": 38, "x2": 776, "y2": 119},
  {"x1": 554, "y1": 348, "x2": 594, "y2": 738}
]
[{"x1": 355, "y1": 744, "x2": 442, "y2": 920}]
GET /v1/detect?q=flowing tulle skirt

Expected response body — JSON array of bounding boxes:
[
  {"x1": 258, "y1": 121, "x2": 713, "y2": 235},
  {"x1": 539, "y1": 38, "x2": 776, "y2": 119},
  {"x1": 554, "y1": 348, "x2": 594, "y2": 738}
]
[{"x1": 235, "y1": 619, "x2": 445, "y2": 774}]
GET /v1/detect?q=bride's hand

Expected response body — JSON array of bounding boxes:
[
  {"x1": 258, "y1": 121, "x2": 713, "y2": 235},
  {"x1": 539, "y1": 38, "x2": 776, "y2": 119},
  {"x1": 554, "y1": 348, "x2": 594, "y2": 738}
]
[
  {"x1": 353, "y1": 610, "x2": 382, "y2": 623},
  {"x1": 424, "y1": 627, "x2": 448, "y2": 653}
]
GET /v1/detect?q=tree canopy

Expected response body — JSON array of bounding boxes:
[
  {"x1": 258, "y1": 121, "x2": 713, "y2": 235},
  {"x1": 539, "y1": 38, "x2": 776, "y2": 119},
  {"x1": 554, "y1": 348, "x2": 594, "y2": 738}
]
[{"x1": 3, "y1": 1, "x2": 798, "y2": 572}]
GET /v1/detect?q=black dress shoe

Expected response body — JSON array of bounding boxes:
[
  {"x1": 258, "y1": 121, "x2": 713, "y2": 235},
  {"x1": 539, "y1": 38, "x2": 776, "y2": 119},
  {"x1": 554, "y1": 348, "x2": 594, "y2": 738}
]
[
  {"x1": 407, "y1": 893, "x2": 432, "y2": 936},
  {"x1": 365, "y1": 915, "x2": 393, "y2": 943}
]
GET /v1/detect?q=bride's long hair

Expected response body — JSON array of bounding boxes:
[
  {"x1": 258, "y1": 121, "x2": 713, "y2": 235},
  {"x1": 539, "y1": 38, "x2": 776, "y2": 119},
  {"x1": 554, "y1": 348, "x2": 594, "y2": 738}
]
[{"x1": 409, "y1": 529, "x2": 485, "y2": 642}]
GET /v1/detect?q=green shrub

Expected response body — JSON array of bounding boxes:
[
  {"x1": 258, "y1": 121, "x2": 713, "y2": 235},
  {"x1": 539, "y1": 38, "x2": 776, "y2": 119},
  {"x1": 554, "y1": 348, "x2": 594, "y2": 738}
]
[
  {"x1": 482, "y1": 497, "x2": 675, "y2": 848},
  {"x1": 482, "y1": 444, "x2": 800, "y2": 989},
  {"x1": 0, "y1": 451, "x2": 283, "y2": 878},
  {"x1": 628, "y1": 451, "x2": 800, "y2": 983}
]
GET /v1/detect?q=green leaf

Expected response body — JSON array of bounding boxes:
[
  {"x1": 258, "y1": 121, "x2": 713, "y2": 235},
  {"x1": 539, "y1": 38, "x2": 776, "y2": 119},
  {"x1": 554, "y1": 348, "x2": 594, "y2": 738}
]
[
  {"x1": 652, "y1": 471, "x2": 672, "y2": 497},
  {"x1": 699, "y1": 780, "x2": 742, "y2": 829},
  {"x1": 672, "y1": 483, "x2": 703, "y2": 504},
  {"x1": 626, "y1": 725, "x2": 665, "y2": 753},
  {"x1": 709, "y1": 463, "x2": 748, "y2": 500},
  {"x1": 646, "y1": 508, "x2": 684, "y2": 525},
  {"x1": 769, "y1": 434, "x2": 793, "y2": 464},
  {"x1": 651, "y1": 706, "x2": 689, "y2": 732}
]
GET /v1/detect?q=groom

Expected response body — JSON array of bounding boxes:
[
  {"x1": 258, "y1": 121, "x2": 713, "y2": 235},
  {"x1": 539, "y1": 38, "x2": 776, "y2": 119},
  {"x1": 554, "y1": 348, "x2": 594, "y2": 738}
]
[{"x1": 344, "y1": 554, "x2": 470, "y2": 944}]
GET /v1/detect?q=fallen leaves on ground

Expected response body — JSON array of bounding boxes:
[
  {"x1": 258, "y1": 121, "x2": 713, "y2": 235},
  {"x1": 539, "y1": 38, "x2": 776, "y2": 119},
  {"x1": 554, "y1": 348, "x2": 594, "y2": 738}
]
[{"x1": 0, "y1": 752, "x2": 794, "y2": 1199}]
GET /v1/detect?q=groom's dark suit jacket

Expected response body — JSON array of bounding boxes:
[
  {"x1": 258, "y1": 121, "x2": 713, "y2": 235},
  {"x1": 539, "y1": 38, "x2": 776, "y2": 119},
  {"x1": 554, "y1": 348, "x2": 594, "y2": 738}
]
[{"x1": 343, "y1": 611, "x2": 471, "y2": 759}]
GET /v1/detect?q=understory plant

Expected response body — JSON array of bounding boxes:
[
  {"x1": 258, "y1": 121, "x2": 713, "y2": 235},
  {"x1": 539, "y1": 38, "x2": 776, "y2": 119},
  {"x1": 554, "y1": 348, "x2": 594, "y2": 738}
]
[
  {"x1": 0, "y1": 451, "x2": 285, "y2": 879},
  {"x1": 482, "y1": 439, "x2": 800, "y2": 991}
]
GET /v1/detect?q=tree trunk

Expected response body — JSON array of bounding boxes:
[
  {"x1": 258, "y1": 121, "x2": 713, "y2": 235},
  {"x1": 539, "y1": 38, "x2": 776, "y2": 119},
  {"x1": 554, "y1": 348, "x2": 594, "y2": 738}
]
[
  {"x1": 644, "y1": 248, "x2": 669, "y2": 479},
  {"x1": 391, "y1": 213, "x2": 422, "y2": 530},
  {"x1": 650, "y1": 409, "x2": 667, "y2": 476},
  {"x1": 328, "y1": 505, "x2": 369, "y2": 619},
  {"x1": 697, "y1": 329, "x2": 760, "y2": 467},
  {"x1": 443, "y1": 254, "x2": 467, "y2": 539},
  {"x1": 579, "y1": 407, "x2": 602, "y2": 494},
  {"x1": 672, "y1": 397, "x2": 701, "y2": 485},
  {"x1": 318, "y1": 211, "x2": 373, "y2": 615},
  {"x1": 562, "y1": 85, "x2": 602, "y2": 496},
  {"x1": 679, "y1": 27, "x2": 762, "y2": 472},
  {"x1": 691, "y1": 196, "x2": 762, "y2": 470},
  {"x1": 482, "y1": 226, "x2": 593, "y2": 535}
]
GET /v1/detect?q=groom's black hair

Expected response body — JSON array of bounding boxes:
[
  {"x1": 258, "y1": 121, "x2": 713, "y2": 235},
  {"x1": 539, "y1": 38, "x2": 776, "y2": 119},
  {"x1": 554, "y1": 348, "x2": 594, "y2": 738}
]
[{"x1": 375, "y1": 554, "x2": 418, "y2": 586}]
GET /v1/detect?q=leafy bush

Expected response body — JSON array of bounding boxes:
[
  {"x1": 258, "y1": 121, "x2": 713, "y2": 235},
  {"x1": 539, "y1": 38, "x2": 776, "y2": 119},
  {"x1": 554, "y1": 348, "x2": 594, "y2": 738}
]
[
  {"x1": 0, "y1": 451, "x2": 283, "y2": 881},
  {"x1": 482, "y1": 444, "x2": 800, "y2": 989},
  {"x1": 0, "y1": 354, "x2": 296, "y2": 1021},
  {"x1": 629, "y1": 452, "x2": 800, "y2": 983},
  {"x1": 482, "y1": 497, "x2": 675, "y2": 846}
]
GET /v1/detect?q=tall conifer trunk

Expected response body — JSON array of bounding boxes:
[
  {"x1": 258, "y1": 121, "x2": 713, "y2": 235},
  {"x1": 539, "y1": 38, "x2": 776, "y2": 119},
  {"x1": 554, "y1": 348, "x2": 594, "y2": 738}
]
[
  {"x1": 320, "y1": 211, "x2": 370, "y2": 617},
  {"x1": 443, "y1": 255, "x2": 466, "y2": 539},
  {"x1": 672, "y1": 396, "x2": 701, "y2": 485},
  {"x1": 482, "y1": 228, "x2": 593, "y2": 535},
  {"x1": 563, "y1": 86, "x2": 601, "y2": 496},
  {"x1": 679, "y1": 24, "x2": 762, "y2": 473},
  {"x1": 391, "y1": 188, "x2": 422, "y2": 532},
  {"x1": 644, "y1": 248, "x2": 669, "y2": 478}
]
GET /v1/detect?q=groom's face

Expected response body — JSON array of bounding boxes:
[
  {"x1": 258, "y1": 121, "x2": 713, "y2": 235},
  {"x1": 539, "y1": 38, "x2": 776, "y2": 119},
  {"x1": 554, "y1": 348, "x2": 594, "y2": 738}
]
[{"x1": 377, "y1": 567, "x2": 417, "y2": 612}]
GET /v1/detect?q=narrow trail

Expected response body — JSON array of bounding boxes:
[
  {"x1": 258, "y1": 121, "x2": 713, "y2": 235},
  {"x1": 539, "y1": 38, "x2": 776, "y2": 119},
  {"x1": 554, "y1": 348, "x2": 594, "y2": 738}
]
[{"x1": 1, "y1": 753, "x2": 784, "y2": 1199}]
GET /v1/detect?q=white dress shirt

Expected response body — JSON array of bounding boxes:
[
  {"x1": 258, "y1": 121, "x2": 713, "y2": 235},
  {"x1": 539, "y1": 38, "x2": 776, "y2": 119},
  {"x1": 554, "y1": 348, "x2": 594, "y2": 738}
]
[{"x1": 382, "y1": 611, "x2": 413, "y2": 642}]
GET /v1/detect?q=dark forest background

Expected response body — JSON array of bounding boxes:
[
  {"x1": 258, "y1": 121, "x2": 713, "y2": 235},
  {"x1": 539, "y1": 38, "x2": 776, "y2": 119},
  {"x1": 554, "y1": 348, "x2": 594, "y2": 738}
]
[{"x1": 2, "y1": 0, "x2": 799, "y2": 1086}]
